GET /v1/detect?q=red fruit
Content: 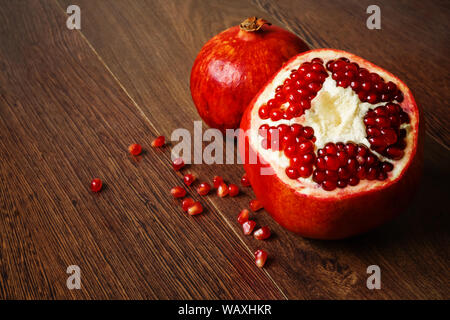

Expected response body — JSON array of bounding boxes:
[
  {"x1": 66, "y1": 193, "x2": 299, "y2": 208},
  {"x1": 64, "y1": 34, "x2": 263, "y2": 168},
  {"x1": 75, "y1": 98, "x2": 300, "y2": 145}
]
[
  {"x1": 151, "y1": 136, "x2": 165, "y2": 148},
  {"x1": 190, "y1": 17, "x2": 309, "y2": 131},
  {"x1": 249, "y1": 199, "x2": 263, "y2": 212},
  {"x1": 187, "y1": 202, "x2": 203, "y2": 215},
  {"x1": 128, "y1": 143, "x2": 142, "y2": 156},
  {"x1": 183, "y1": 174, "x2": 195, "y2": 186},
  {"x1": 237, "y1": 209, "x2": 250, "y2": 224},
  {"x1": 90, "y1": 178, "x2": 102, "y2": 192},
  {"x1": 242, "y1": 220, "x2": 256, "y2": 235},
  {"x1": 254, "y1": 226, "x2": 271, "y2": 240},
  {"x1": 172, "y1": 158, "x2": 185, "y2": 171},
  {"x1": 228, "y1": 184, "x2": 239, "y2": 197},
  {"x1": 182, "y1": 198, "x2": 195, "y2": 212},
  {"x1": 254, "y1": 249, "x2": 268, "y2": 268},
  {"x1": 217, "y1": 182, "x2": 229, "y2": 198},
  {"x1": 239, "y1": 49, "x2": 422, "y2": 239},
  {"x1": 197, "y1": 182, "x2": 211, "y2": 196},
  {"x1": 213, "y1": 176, "x2": 223, "y2": 188},
  {"x1": 171, "y1": 186, "x2": 186, "y2": 198},
  {"x1": 241, "y1": 174, "x2": 251, "y2": 187}
]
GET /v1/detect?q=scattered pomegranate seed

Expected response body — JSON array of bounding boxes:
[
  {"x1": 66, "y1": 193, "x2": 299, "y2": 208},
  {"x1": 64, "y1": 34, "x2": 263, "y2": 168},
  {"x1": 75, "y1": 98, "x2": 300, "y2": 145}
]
[
  {"x1": 242, "y1": 220, "x2": 256, "y2": 235},
  {"x1": 128, "y1": 143, "x2": 142, "y2": 156},
  {"x1": 90, "y1": 178, "x2": 102, "y2": 192},
  {"x1": 213, "y1": 176, "x2": 223, "y2": 188},
  {"x1": 228, "y1": 184, "x2": 239, "y2": 197},
  {"x1": 241, "y1": 174, "x2": 251, "y2": 187},
  {"x1": 237, "y1": 209, "x2": 249, "y2": 224},
  {"x1": 197, "y1": 182, "x2": 211, "y2": 196},
  {"x1": 170, "y1": 186, "x2": 186, "y2": 198},
  {"x1": 255, "y1": 249, "x2": 268, "y2": 268},
  {"x1": 249, "y1": 199, "x2": 263, "y2": 212},
  {"x1": 183, "y1": 174, "x2": 195, "y2": 186},
  {"x1": 187, "y1": 202, "x2": 203, "y2": 215},
  {"x1": 172, "y1": 158, "x2": 185, "y2": 171},
  {"x1": 151, "y1": 136, "x2": 165, "y2": 147},
  {"x1": 217, "y1": 182, "x2": 229, "y2": 197},
  {"x1": 182, "y1": 198, "x2": 195, "y2": 212},
  {"x1": 254, "y1": 227, "x2": 271, "y2": 240}
]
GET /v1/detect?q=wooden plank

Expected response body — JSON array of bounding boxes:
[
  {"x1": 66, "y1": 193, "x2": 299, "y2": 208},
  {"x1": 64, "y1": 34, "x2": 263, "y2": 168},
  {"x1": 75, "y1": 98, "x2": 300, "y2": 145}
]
[
  {"x1": 0, "y1": 0, "x2": 285, "y2": 299},
  {"x1": 56, "y1": 0, "x2": 450, "y2": 299}
]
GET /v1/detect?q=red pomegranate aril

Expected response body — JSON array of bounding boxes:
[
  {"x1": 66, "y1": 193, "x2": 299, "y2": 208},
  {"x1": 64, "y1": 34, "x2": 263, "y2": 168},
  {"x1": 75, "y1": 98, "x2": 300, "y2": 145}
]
[
  {"x1": 338, "y1": 167, "x2": 350, "y2": 180},
  {"x1": 90, "y1": 178, "x2": 102, "y2": 193},
  {"x1": 237, "y1": 209, "x2": 250, "y2": 224},
  {"x1": 366, "y1": 167, "x2": 378, "y2": 180},
  {"x1": 337, "y1": 180, "x2": 348, "y2": 188},
  {"x1": 258, "y1": 105, "x2": 270, "y2": 119},
  {"x1": 197, "y1": 182, "x2": 211, "y2": 196},
  {"x1": 254, "y1": 226, "x2": 271, "y2": 240},
  {"x1": 228, "y1": 184, "x2": 239, "y2": 197},
  {"x1": 348, "y1": 177, "x2": 360, "y2": 186},
  {"x1": 250, "y1": 199, "x2": 263, "y2": 212},
  {"x1": 386, "y1": 146, "x2": 404, "y2": 160},
  {"x1": 255, "y1": 249, "x2": 268, "y2": 268},
  {"x1": 242, "y1": 220, "x2": 256, "y2": 235},
  {"x1": 347, "y1": 158, "x2": 358, "y2": 172},
  {"x1": 367, "y1": 127, "x2": 381, "y2": 137},
  {"x1": 270, "y1": 109, "x2": 283, "y2": 121},
  {"x1": 324, "y1": 155, "x2": 340, "y2": 171},
  {"x1": 217, "y1": 182, "x2": 229, "y2": 197},
  {"x1": 345, "y1": 143, "x2": 357, "y2": 157},
  {"x1": 324, "y1": 142, "x2": 337, "y2": 155},
  {"x1": 172, "y1": 158, "x2": 185, "y2": 171},
  {"x1": 336, "y1": 151, "x2": 348, "y2": 166},
  {"x1": 369, "y1": 136, "x2": 386, "y2": 147},
  {"x1": 322, "y1": 180, "x2": 337, "y2": 191},
  {"x1": 298, "y1": 141, "x2": 314, "y2": 154},
  {"x1": 171, "y1": 186, "x2": 186, "y2": 198},
  {"x1": 361, "y1": 81, "x2": 371, "y2": 91},
  {"x1": 313, "y1": 170, "x2": 326, "y2": 183},
  {"x1": 182, "y1": 198, "x2": 195, "y2": 212},
  {"x1": 367, "y1": 93, "x2": 378, "y2": 104},
  {"x1": 187, "y1": 202, "x2": 203, "y2": 215},
  {"x1": 316, "y1": 157, "x2": 327, "y2": 170},
  {"x1": 325, "y1": 170, "x2": 338, "y2": 182},
  {"x1": 151, "y1": 136, "x2": 165, "y2": 148},
  {"x1": 298, "y1": 165, "x2": 313, "y2": 178},
  {"x1": 381, "y1": 162, "x2": 394, "y2": 172},
  {"x1": 301, "y1": 126, "x2": 314, "y2": 139},
  {"x1": 375, "y1": 117, "x2": 390, "y2": 127},
  {"x1": 357, "y1": 166, "x2": 366, "y2": 179},
  {"x1": 301, "y1": 153, "x2": 315, "y2": 165},
  {"x1": 285, "y1": 166, "x2": 300, "y2": 179},
  {"x1": 241, "y1": 174, "x2": 251, "y2": 187},
  {"x1": 128, "y1": 143, "x2": 142, "y2": 156},
  {"x1": 350, "y1": 80, "x2": 361, "y2": 91},
  {"x1": 213, "y1": 176, "x2": 224, "y2": 188},
  {"x1": 183, "y1": 174, "x2": 195, "y2": 186}
]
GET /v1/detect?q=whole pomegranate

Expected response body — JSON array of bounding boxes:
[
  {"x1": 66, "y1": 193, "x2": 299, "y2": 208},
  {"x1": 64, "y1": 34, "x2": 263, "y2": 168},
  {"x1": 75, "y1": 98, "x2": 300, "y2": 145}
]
[
  {"x1": 190, "y1": 17, "x2": 309, "y2": 131},
  {"x1": 239, "y1": 49, "x2": 422, "y2": 239}
]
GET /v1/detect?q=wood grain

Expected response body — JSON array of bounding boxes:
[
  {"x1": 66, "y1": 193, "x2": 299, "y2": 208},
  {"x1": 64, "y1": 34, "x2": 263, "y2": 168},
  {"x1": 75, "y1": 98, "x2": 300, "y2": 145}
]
[{"x1": 0, "y1": 0, "x2": 448, "y2": 299}]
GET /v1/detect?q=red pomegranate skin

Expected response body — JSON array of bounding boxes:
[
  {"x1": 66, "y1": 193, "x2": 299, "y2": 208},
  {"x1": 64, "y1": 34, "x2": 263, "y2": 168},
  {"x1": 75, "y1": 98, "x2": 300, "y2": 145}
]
[
  {"x1": 238, "y1": 49, "x2": 424, "y2": 240},
  {"x1": 190, "y1": 23, "x2": 309, "y2": 132}
]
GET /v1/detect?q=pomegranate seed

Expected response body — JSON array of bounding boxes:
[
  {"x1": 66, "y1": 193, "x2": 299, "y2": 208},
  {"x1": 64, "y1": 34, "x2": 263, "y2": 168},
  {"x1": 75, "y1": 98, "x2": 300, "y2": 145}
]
[
  {"x1": 241, "y1": 174, "x2": 251, "y2": 187},
  {"x1": 258, "y1": 105, "x2": 270, "y2": 119},
  {"x1": 249, "y1": 199, "x2": 263, "y2": 212},
  {"x1": 255, "y1": 249, "x2": 268, "y2": 268},
  {"x1": 187, "y1": 202, "x2": 203, "y2": 215},
  {"x1": 285, "y1": 166, "x2": 300, "y2": 179},
  {"x1": 213, "y1": 176, "x2": 223, "y2": 188},
  {"x1": 182, "y1": 198, "x2": 195, "y2": 212},
  {"x1": 237, "y1": 209, "x2": 249, "y2": 224},
  {"x1": 172, "y1": 158, "x2": 185, "y2": 171},
  {"x1": 90, "y1": 178, "x2": 102, "y2": 192},
  {"x1": 322, "y1": 180, "x2": 337, "y2": 191},
  {"x1": 217, "y1": 182, "x2": 229, "y2": 198},
  {"x1": 324, "y1": 155, "x2": 340, "y2": 171},
  {"x1": 228, "y1": 184, "x2": 239, "y2": 197},
  {"x1": 197, "y1": 182, "x2": 211, "y2": 196},
  {"x1": 254, "y1": 227, "x2": 271, "y2": 240},
  {"x1": 242, "y1": 220, "x2": 256, "y2": 235},
  {"x1": 183, "y1": 174, "x2": 195, "y2": 186},
  {"x1": 128, "y1": 143, "x2": 142, "y2": 156},
  {"x1": 313, "y1": 170, "x2": 326, "y2": 183},
  {"x1": 298, "y1": 165, "x2": 313, "y2": 178},
  {"x1": 171, "y1": 186, "x2": 186, "y2": 198},
  {"x1": 151, "y1": 136, "x2": 165, "y2": 147},
  {"x1": 348, "y1": 177, "x2": 360, "y2": 186}
]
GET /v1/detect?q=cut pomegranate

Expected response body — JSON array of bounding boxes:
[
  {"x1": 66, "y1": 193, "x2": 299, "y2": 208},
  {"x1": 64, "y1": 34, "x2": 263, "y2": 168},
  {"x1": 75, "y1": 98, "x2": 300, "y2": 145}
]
[
  {"x1": 183, "y1": 174, "x2": 195, "y2": 186},
  {"x1": 151, "y1": 136, "x2": 165, "y2": 147},
  {"x1": 254, "y1": 249, "x2": 268, "y2": 268},
  {"x1": 197, "y1": 182, "x2": 211, "y2": 196},
  {"x1": 241, "y1": 174, "x2": 251, "y2": 187},
  {"x1": 171, "y1": 186, "x2": 186, "y2": 198},
  {"x1": 228, "y1": 184, "x2": 239, "y2": 197},
  {"x1": 217, "y1": 182, "x2": 229, "y2": 197},
  {"x1": 239, "y1": 49, "x2": 422, "y2": 239},
  {"x1": 172, "y1": 158, "x2": 185, "y2": 171},
  {"x1": 242, "y1": 220, "x2": 256, "y2": 235},
  {"x1": 254, "y1": 226, "x2": 271, "y2": 240},
  {"x1": 182, "y1": 198, "x2": 195, "y2": 212},
  {"x1": 249, "y1": 199, "x2": 263, "y2": 212},
  {"x1": 90, "y1": 178, "x2": 102, "y2": 192},
  {"x1": 128, "y1": 143, "x2": 142, "y2": 156},
  {"x1": 237, "y1": 209, "x2": 250, "y2": 224},
  {"x1": 187, "y1": 202, "x2": 203, "y2": 215}
]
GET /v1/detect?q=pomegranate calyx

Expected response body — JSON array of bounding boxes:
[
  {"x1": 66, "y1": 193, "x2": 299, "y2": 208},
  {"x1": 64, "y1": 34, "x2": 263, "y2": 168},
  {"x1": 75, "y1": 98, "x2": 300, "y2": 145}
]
[{"x1": 239, "y1": 17, "x2": 271, "y2": 32}]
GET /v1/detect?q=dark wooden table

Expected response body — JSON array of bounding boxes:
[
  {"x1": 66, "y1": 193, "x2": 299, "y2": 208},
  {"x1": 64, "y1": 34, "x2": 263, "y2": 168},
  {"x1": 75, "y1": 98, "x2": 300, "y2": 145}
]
[{"x1": 0, "y1": 0, "x2": 448, "y2": 299}]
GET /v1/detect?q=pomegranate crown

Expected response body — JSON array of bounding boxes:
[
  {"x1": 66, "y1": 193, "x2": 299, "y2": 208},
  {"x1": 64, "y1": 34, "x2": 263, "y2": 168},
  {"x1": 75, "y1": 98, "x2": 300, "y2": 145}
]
[{"x1": 239, "y1": 17, "x2": 271, "y2": 32}]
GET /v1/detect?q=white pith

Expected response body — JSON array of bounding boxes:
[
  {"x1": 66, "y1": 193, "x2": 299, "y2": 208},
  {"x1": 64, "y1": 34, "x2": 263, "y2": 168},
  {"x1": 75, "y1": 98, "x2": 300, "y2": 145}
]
[{"x1": 249, "y1": 50, "x2": 417, "y2": 198}]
